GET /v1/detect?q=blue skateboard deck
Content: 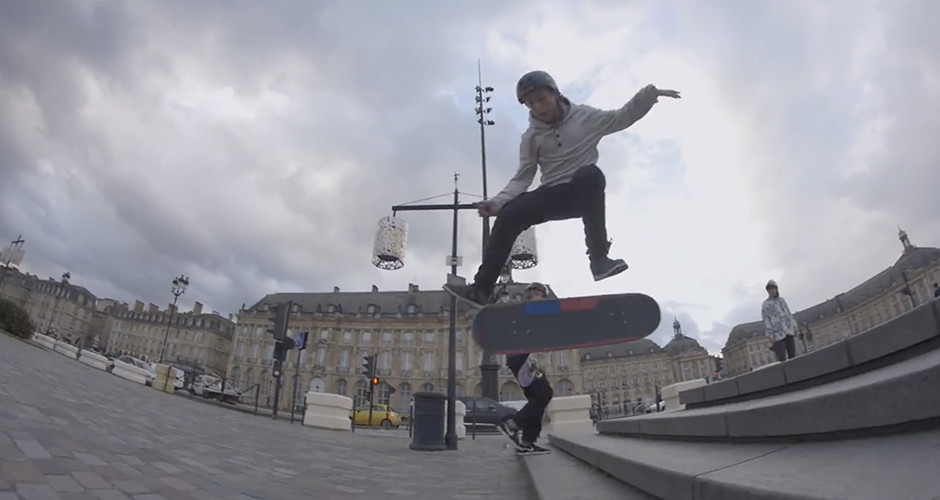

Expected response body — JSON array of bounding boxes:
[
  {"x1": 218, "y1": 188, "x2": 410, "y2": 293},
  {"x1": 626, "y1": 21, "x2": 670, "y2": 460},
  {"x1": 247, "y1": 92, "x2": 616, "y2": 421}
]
[{"x1": 472, "y1": 293, "x2": 661, "y2": 354}]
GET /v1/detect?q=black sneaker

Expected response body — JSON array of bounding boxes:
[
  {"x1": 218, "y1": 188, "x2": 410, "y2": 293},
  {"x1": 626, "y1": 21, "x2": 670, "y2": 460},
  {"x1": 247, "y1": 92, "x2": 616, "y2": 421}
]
[
  {"x1": 443, "y1": 283, "x2": 492, "y2": 309},
  {"x1": 516, "y1": 443, "x2": 551, "y2": 455},
  {"x1": 496, "y1": 418, "x2": 525, "y2": 450},
  {"x1": 590, "y1": 257, "x2": 629, "y2": 281}
]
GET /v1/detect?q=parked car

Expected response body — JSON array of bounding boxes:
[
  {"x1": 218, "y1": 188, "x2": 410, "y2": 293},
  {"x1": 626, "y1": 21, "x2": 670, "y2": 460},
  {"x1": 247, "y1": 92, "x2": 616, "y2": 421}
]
[
  {"x1": 349, "y1": 403, "x2": 402, "y2": 429},
  {"x1": 457, "y1": 396, "x2": 517, "y2": 427}
]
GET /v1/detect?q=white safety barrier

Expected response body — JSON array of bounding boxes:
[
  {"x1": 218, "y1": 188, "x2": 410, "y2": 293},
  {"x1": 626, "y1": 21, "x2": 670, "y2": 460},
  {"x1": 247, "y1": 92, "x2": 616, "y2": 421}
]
[
  {"x1": 662, "y1": 378, "x2": 708, "y2": 412},
  {"x1": 31, "y1": 333, "x2": 57, "y2": 350},
  {"x1": 303, "y1": 392, "x2": 354, "y2": 431},
  {"x1": 53, "y1": 340, "x2": 79, "y2": 360},
  {"x1": 78, "y1": 350, "x2": 111, "y2": 371},
  {"x1": 111, "y1": 359, "x2": 151, "y2": 385},
  {"x1": 545, "y1": 394, "x2": 594, "y2": 435},
  {"x1": 442, "y1": 400, "x2": 467, "y2": 440}
]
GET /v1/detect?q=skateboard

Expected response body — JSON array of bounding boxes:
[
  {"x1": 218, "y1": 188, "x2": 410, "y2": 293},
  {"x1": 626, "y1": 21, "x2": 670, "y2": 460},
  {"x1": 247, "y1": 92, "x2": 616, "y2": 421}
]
[{"x1": 471, "y1": 292, "x2": 662, "y2": 354}]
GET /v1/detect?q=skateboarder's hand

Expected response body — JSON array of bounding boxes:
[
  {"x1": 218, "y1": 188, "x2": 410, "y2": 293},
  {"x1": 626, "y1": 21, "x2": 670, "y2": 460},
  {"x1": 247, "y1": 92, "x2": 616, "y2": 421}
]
[
  {"x1": 655, "y1": 87, "x2": 681, "y2": 99},
  {"x1": 475, "y1": 201, "x2": 498, "y2": 217}
]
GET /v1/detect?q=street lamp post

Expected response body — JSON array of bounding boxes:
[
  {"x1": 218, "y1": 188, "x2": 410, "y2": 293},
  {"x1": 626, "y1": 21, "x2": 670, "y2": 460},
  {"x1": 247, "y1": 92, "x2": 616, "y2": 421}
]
[
  {"x1": 474, "y1": 62, "x2": 501, "y2": 402},
  {"x1": 375, "y1": 174, "x2": 476, "y2": 450},
  {"x1": 158, "y1": 274, "x2": 190, "y2": 364}
]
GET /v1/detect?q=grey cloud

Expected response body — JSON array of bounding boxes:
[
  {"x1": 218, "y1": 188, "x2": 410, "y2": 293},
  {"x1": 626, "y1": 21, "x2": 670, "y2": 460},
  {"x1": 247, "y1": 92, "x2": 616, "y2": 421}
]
[
  {"x1": 672, "y1": 0, "x2": 940, "y2": 310},
  {"x1": 0, "y1": 0, "x2": 531, "y2": 313}
]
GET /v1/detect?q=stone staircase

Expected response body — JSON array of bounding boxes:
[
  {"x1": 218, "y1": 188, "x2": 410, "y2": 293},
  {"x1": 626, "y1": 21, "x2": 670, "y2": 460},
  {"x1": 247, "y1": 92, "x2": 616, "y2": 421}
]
[{"x1": 524, "y1": 297, "x2": 940, "y2": 500}]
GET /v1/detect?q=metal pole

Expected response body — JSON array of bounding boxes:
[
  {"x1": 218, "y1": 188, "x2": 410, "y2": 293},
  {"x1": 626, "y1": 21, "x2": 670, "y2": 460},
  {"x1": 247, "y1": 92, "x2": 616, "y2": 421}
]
[
  {"x1": 159, "y1": 276, "x2": 188, "y2": 363},
  {"x1": 476, "y1": 63, "x2": 500, "y2": 403},
  {"x1": 290, "y1": 348, "x2": 301, "y2": 424},
  {"x1": 445, "y1": 175, "x2": 459, "y2": 450},
  {"x1": 271, "y1": 301, "x2": 292, "y2": 420}
]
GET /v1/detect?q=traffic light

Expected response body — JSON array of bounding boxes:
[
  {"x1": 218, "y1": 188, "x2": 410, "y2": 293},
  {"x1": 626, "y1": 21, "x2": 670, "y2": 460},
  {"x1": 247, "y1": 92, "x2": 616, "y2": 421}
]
[
  {"x1": 370, "y1": 376, "x2": 379, "y2": 386},
  {"x1": 267, "y1": 302, "x2": 291, "y2": 340},
  {"x1": 362, "y1": 354, "x2": 376, "y2": 379}
]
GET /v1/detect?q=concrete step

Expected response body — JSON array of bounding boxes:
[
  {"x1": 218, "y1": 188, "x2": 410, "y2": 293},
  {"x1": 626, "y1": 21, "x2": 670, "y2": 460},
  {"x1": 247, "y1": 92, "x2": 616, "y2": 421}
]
[
  {"x1": 681, "y1": 298, "x2": 940, "y2": 409},
  {"x1": 549, "y1": 427, "x2": 940, "y2": 500},
  {"x1": 521, "y1": 443, "x2": 658, "y2": 500},
  {"x1": 597, "y1": 344, "x2": 940, "y2": 442}
]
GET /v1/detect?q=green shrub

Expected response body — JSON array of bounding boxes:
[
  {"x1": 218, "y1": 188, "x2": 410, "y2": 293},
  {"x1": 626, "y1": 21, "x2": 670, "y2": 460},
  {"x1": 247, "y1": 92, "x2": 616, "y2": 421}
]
[{"x1": 0, "y1": 297, "x2": 36, "y2": 339}]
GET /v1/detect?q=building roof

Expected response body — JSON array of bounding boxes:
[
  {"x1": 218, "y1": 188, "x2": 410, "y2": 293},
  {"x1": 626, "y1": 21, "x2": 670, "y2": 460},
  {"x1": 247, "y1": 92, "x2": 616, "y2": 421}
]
[
  {"x1": 664, "y1": 333, "x2": 705, "y2": 356},
  {"x1": 243, "y1": 282, "x2": 550, "y2": 316},
  {"x1": 580, "y1": 338, "x2": 664, "y2": 361}
]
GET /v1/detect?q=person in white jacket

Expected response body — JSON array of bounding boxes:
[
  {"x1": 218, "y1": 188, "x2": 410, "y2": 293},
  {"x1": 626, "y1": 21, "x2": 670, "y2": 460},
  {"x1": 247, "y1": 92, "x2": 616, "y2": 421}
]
[
  {"x1": 762, "y1": 279, "x2": 798, "y2": 362},
  {"x1": 445, "y1": 70, "x2": 680, "y2": 307}
]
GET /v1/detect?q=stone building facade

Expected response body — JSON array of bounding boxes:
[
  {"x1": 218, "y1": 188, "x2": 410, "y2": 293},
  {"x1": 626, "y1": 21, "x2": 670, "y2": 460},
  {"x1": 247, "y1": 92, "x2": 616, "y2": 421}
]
[
  {"x1": 227, "y1": 283, "x2": 588, "y2": 412},
  {"x1": 105, "y1": 300, "x2": 235, "y2": 376},
  {"x1": 722, "y1": 229, "x2": 940, "y2": 376},
  {"x1": 580, "y1": 318, "x2": 713, "y2": 415},
  {"x1": 0, "y1": 270, "x2": 97, "y2": 346}
]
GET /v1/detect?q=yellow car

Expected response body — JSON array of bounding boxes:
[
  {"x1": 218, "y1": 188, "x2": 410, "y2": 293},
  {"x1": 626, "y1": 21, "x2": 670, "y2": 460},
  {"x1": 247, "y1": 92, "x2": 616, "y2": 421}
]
[{"x1": 349, "y1": 403, "x2": 402, "y2": 429}]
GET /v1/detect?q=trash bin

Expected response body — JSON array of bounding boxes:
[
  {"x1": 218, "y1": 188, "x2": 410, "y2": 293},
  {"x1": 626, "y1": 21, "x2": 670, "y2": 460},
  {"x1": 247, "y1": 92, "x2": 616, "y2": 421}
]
[{"x1": 409, "y1": 392, "x2": 446, "y2": 451}]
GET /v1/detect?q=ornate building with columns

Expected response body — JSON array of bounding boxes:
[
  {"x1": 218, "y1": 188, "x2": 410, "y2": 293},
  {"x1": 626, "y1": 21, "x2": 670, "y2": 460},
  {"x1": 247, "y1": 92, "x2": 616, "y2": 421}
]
[
  {"x1": 580, "y1": 318, "x2": 712, "y2": 415},
  {"x1": 228, "y1": 282, "x2": 723, "y2": 414},
  {"x1": 227, "y1": 282, "x2": 587, "y2": 412},
  {"x1": 104, "y1": 300, "x2": 235, "y2": 376},
  {"x1": 0, "y1": 270, "x2": 97, "y2": 346},
  {"x1": 722, "y1": 229, "x2": 940, "y2": 376}
]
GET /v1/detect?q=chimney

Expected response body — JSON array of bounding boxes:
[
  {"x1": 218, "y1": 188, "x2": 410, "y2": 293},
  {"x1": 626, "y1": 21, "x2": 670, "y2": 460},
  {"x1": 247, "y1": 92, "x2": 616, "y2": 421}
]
[
  {"x1": 167, "y1": 303, "x2": 178, "y2": 314},
  {"x1": 193, "y1": 301, "x2": 203, "y2": 315},
  {"x1": 408, "y1": 283, "x2": 419, "y2": 293},
  {"x1": 333, "y1": 286, "x2": 340, "y2": 293},
  {"x1": 148, "y1": 303, "x2": 158, "y2": 314},
  {"x1": 372, "y1": 284, "x2": 379, "y2": 292},
  {"x1": 133, "y1": 300, "x2": 144, "y2": 313}
]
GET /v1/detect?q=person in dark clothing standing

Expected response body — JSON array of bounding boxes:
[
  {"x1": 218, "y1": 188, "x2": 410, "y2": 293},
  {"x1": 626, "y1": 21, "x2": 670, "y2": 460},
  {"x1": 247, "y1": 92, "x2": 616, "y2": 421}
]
[
  {"x1": 496, "y1": 282, "x2": 554, "y2": 455},
  {"x1": 445, "y1": 70, "x2": 681, "y2": 308}
]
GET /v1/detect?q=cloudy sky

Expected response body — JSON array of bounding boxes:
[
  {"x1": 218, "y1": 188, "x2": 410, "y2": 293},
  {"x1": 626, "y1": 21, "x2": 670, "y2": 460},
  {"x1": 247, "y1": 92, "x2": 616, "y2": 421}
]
[{"x1": 1, "y1": 0, "x2": 937, "y2": 355}]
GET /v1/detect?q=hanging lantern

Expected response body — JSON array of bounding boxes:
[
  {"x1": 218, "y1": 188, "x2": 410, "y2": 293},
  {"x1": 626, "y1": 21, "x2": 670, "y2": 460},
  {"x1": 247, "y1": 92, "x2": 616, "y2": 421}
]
[
  {"x1": 509, "y1": 226, "x2": 538, "y2": 269},
  {"x1": 372, "y1": 215, "x2": 408, "y2": 270}
]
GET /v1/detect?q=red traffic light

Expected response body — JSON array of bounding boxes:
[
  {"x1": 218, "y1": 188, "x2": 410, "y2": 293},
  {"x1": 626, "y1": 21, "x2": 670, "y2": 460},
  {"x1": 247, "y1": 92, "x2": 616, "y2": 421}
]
[{"x1": 370, "y1": 376, "x2": 379, "y2": 386}]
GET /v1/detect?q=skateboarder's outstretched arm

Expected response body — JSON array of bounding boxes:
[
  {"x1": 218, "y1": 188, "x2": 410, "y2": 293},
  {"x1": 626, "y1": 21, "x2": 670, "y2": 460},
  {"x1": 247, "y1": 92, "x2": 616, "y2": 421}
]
[
  {"x1": 480, "y1": 131, "x2": 538, "y2": 214},
  {"x1": 582, "y1": 84, "x2": 681, "y2": 137}
]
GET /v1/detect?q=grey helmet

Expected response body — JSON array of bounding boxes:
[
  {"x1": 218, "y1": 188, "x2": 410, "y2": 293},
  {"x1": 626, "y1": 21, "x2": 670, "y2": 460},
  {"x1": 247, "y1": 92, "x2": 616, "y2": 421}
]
[{"x1": 516, "y1": 70, "x2": 559, "y2": 104}]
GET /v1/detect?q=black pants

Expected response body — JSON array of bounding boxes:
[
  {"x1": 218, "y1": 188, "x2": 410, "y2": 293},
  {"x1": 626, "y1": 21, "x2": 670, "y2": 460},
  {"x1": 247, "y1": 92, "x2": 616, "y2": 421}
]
[
  {"x1": 473, "y1": 164, "x2": 610, "y2": 293},
  {"x1": 507, "y1": 354, "x2": 554, "y2": 444},
  {"x1": 771, "y1": 335, "x2": 797, "y2": 362}
]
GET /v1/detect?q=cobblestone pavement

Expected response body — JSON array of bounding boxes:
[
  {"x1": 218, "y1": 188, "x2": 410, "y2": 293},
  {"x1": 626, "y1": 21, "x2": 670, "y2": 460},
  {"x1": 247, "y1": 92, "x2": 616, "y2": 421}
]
[{"x1": 0, "y1": 333, "x2": 537, "y2": 500}]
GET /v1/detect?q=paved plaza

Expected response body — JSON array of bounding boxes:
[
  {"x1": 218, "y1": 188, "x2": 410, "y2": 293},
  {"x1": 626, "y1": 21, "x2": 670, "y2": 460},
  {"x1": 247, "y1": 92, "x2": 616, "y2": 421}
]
[{"x1": 0, "y1": 333, "x2": 537, "y2": 500}]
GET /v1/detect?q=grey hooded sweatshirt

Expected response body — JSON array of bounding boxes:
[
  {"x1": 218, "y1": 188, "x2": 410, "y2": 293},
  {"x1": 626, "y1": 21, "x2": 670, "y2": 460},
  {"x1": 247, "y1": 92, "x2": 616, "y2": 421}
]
[{"x1": 489, "y1": 84, "x2": 661, "y2": 211}]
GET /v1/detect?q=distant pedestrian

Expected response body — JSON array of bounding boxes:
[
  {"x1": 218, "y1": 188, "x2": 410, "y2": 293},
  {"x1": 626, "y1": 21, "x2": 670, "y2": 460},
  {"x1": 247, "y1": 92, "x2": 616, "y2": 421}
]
[
  {"x1": 933, "y1": 282, "x2": 939, "y2": 298},
  {"x1": 762, "y1": 279, "x2": 798, "y2": 362}
]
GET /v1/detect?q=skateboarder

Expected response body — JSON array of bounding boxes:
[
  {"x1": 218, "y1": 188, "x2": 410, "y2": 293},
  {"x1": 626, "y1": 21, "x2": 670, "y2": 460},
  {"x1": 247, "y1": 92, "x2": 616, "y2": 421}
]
[
  {"x1": 445, "y1": 70, "x2": 681, "y2": 307},
  {"x1": 496, "y1": 282, "x2": 554, "y2": 455}
]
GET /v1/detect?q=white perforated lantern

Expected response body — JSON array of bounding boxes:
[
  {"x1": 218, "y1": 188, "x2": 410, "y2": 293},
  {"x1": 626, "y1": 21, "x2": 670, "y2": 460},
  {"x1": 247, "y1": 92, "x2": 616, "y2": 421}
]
[
  {"x1": 372, "y1": 216, "x2": 408, "y2": 270},
  {"x1": 509, "y1": 226, "x2": 538, "y2": 269}
]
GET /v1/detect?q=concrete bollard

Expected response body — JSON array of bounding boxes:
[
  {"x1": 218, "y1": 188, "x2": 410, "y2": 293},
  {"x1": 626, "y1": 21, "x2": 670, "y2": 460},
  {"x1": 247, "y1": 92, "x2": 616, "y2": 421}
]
[
  {"x1": 31, "y1": 333, "x2": 57, "y2": 350},
  {"x1": 544, "y1": 394, "x2": 594, "y2": 435},
  {"x1": 152, "y1": 364, "x2": 175, "y2": 393},
  {"x1": 662, "y1": 379, "x2": 707, "y2": 412},
  {"x1": 303, "y1": 392, "x2": 353, "y2": 431},
  {"x1": 53, "y1": 340, "x2": 79, "y2": 360},
  {"x1": 409, "y1": 392, "x2": 446, "y2": 451},
  {"x1": 111, "y1": 359, "x2": 151, "y2": 385},
  {"x1": 78, "y1": 351, "x2": 111, "y2": 371}
]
